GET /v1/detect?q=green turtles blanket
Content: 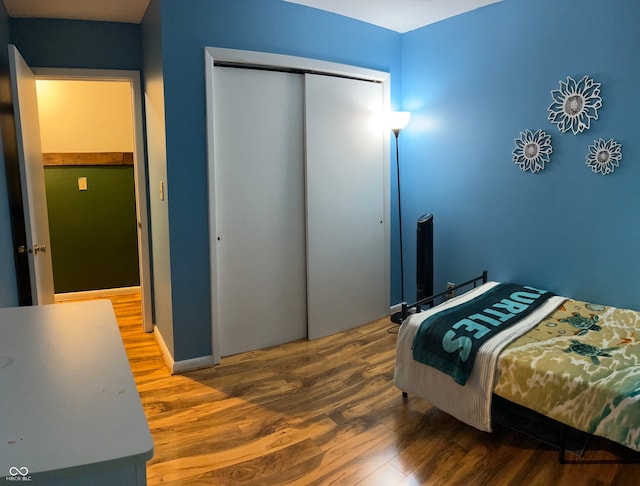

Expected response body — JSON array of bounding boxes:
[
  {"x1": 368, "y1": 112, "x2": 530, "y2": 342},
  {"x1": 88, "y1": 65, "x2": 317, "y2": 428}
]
[{"x1": 412, "y1": 283, "x2": 555, "y2": 385}]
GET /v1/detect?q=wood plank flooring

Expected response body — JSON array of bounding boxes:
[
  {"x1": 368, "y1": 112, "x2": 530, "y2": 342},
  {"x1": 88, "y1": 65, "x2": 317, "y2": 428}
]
[{"x1": 86, "y1": 293, "x2": 640, "y2": 485}]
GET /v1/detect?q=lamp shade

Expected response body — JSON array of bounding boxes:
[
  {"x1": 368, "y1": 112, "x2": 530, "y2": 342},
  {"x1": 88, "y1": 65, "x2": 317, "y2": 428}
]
[{"x1": 387, "y1": 111, "x2": 411, "y2": 131}]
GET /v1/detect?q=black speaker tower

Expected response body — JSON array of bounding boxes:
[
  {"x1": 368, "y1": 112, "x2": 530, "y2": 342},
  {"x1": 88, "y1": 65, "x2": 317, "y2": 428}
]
[{"x1": 416, "y1": 213, "x2": 434, "y2": 302}]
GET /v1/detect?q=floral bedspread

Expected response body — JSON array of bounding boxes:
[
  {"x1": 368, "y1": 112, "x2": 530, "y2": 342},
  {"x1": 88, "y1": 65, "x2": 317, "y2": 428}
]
[{"x1": 494, "y1": 299, "x2": 640, "y2": 451}]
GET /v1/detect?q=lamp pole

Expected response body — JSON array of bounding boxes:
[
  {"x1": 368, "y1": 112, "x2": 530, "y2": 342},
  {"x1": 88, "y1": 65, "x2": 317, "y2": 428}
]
[
  {"x1": 393, "y1": 128, "x2": 404, "y2": 307},
  {"x1": 388, "y1": 111, "x2": 410, "y2": 324}
]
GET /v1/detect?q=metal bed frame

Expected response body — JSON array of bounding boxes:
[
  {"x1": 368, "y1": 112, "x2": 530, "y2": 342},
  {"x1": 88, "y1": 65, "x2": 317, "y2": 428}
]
[
  {"x1": 400, "y1": 270, "x2": 488, "y2": 321},
  {"x1": 397, "y1": 270, "x2": 639, "y2": 464}
]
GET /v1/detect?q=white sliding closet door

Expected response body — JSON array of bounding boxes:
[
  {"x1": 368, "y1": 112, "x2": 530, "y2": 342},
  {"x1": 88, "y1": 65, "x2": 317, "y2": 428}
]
[
  {"x1": 213, "y1": 67, "x2": 307, "y2": 356},
  {"x1": 305, "y1": 74, "x2": 387, "y2": 340}
]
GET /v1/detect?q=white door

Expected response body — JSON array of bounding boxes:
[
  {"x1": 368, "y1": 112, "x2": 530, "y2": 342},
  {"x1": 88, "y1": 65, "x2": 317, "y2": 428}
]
[
  {"x1": 8, "y1": 45, "x2": 55, "y2": 305},
  {"x1": 213, "y1": 67, "x2": 307, "y2": 356},
  {"x1": 305, "y1": 74, "x2": 387, "y2": 339}
]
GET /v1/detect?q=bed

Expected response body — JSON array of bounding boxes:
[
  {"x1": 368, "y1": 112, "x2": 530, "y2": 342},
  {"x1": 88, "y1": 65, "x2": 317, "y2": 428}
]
[{"x1": 393, "y1": 272, "x2": 640, "y2": 459}]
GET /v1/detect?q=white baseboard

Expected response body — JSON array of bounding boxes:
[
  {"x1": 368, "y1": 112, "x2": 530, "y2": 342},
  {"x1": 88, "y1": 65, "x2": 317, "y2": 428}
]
[
  {"x1": 173, "y1": 355, "x2": 216, "y2": 374},
  {"x1": 55, "y1": 286, "x2": 141, "y2": 302},
  {"x1": 153, "y1": 326, "x2": 215, "y2": 375},
  {"x1": 152, "y1": 326, "x2": 173, "y2": 371},
  {"x1": 390, "y1": 303, "x2": 402, "y2": 314}
]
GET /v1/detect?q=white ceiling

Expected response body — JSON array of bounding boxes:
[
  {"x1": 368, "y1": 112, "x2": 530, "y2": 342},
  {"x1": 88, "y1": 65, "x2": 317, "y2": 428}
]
[
  {"x1": 283, "y1": 0, "x2": 502, "y2": 33},
  {"x1": 3, "y1": 0, "x2": 501, "y2": 32}
]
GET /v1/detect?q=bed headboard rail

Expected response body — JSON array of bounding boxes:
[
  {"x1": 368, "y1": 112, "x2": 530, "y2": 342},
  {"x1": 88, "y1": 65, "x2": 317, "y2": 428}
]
[{"x1": 401, "y1": 270, "x2": 488, "y2": 321}]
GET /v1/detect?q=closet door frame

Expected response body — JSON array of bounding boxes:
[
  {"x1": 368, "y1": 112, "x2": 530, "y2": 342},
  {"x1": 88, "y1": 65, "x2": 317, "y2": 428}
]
[{"x1": 204, "y1": 47, "x2": 391, "y2": 364}]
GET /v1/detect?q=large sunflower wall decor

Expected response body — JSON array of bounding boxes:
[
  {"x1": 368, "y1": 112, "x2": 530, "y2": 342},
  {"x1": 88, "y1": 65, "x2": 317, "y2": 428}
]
[
  {"x1": 585, "y1": 138, "x2": 622, "y2": 175},
  {"x1": 548, "y1": 75, "x2": 602, "y2": 134},
  {"x1": 513, "y1": 129, "x2": 553, "y2": 173}
]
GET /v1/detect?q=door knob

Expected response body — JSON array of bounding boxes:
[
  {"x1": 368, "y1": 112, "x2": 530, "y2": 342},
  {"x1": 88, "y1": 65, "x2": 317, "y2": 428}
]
[{"x1": 32, "y1": 244, "x2": 47, "y2": 255}]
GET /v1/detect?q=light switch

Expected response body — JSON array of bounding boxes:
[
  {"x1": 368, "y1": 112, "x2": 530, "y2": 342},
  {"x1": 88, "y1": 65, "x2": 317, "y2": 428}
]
[{"x1": 78, "y1": 177, "x2": 88, "y2": 191}]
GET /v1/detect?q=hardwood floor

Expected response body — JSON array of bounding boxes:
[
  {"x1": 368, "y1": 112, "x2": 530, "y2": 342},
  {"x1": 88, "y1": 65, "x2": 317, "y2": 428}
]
[{"x1": 93, "y1": 293, "x2": 639, "y2": 485}]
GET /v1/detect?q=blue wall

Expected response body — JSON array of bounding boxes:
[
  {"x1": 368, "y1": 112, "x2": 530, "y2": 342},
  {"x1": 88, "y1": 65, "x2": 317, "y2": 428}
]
[
  {"x1": 400, "y1": 0, "x2": 640, "y2": 309},
  {"x1": 157, "y1": 0, "x2": 402, "y2": 360},
  {"x1": 9, "y1": 19, "x2": 142, "y2": 70}
]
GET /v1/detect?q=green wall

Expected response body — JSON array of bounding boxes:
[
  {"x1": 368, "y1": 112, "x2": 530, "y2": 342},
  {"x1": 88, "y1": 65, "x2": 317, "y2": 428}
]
[{"x1": 44, "y1": 166, "x2": 139, "y2": 293}]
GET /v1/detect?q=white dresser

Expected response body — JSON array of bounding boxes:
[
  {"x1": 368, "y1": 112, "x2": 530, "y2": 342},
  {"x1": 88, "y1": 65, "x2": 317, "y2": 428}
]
[{"x1": 0, "y1": 300, "x2": 153, "y2": 485}]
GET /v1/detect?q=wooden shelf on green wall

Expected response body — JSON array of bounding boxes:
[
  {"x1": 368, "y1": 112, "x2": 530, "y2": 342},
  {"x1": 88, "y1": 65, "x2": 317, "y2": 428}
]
[{"x1": 43, "y1": 152, "x2": 133, "y2": 166}]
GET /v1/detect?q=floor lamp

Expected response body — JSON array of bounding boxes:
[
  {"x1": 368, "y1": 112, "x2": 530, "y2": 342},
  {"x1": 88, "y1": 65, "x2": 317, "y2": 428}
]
[{"x1": 388, "y1": 111, "x2": 411, "y2": 325}]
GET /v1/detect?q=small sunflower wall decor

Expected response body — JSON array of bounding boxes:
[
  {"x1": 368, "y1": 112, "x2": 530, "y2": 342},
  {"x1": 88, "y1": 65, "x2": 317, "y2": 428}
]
[
  {"x1": 548, "y1": 75, "x2": 602, "y2": 135},
  {"x1": 585, "y1": 138, "x2": 622, "y2": 175},
  {"x1": 512, "y1": 74, "x2": 623, "y2": 176},
  {"x1": 513, "y1": 129, "x2": 553, "y2": 173}
]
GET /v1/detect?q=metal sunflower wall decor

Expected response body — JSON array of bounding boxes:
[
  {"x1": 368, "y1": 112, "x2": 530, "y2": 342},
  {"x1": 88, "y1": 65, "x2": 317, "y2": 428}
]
[
  {"x1": 585, "y1": 138, "x2": 622, "y2": 175},
  {"x1": 513, "y1": 129, "x2": 553, "y2": 173},
  {"x1": 548, "y1": 75, "x2": 602, "y2": 134}
]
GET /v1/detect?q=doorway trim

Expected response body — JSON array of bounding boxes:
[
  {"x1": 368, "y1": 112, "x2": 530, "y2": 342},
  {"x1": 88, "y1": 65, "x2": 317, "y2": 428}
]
[
  {"x1": 205, "y1": 47, "x2": 391, "y2": 364},
  {"x1": 33, "y1": 67, "x2": 153, "y2": 333}
]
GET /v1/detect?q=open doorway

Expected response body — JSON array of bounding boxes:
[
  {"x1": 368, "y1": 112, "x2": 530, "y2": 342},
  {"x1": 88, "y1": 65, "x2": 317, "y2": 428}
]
[{"x1": 33, "y1": 68, "x2": 152, "y2": 332}]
